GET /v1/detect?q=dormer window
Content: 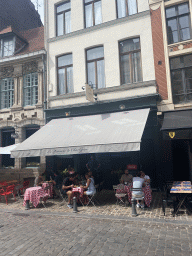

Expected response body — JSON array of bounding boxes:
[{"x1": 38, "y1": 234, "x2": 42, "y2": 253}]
[{"x1": 0, "y1": 37, "x2": 15, "y2": 57}]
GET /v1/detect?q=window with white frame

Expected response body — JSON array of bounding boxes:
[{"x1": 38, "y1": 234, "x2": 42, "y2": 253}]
[
  {"x1": 23, "y1": 73, "x2": 38, "y2": 106},
  {"x1": 0, "y1": 37, "x2": 14, "y2": 57},
  {"x1": 116, "y1": 0, "x2": 137, "y2": 19},
  {"x1": 57, "y1": 53, "x2": 73, "y2": 95},
  {"x1": 119, "y1": 38, "x2": 142, "y2": 84},
  {"x1": 84, "y1": 0, "x2": 102, "y2": 28},
  {"x1": 86, "y1": 46, "x2": 105, "y2": 89},
  {"x1": 56, "y1": 1, "x2": 71, "y2": 36},
  {"x1": 0, "y1": 78, "x2": 14, "y2": 109}
]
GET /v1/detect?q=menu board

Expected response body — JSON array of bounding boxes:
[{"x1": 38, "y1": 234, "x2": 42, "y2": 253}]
[{"x1": 170, "y1": 181, "x2": 192, "y2": 193}]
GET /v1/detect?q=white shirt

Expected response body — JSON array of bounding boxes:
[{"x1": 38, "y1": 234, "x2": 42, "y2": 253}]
[{"x1": 133, "y1": 177, "x2": 144, "y2": 195}]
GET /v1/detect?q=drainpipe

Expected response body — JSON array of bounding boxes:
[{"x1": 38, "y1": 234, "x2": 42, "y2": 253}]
[{"x1": 42, "y1": 54, "x2": 47, "y2": 123}]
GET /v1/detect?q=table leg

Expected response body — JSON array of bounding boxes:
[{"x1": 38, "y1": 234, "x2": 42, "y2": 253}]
[
  {"x1": 174, "y1": 195, "x2": 187, "y2": 215},
  {"x1": 25, "y1": 200, "x2": 30, "y2": 210}
]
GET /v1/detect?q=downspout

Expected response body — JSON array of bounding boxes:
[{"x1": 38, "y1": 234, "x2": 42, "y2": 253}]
[
  {"x1": 45, "y1": 0, "x2": 49, "y2": 124},
  {"x1": 42, "y1": 54, "x2": 47, "y2": 123}
]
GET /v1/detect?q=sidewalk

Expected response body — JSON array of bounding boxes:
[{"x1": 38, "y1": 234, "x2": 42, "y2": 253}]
[{"x1": 1, "y1": 190, "x2": 192, "y2": 222}]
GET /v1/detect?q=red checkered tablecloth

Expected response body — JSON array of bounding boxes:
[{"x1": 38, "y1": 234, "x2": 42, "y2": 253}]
[
  {"x1": 72, "y1": 187, "x2": 84, "y2": 197},
  {"x1": 42, "y1": 183, "x2": 53, "y2": 197},
  {"x1": 117, "y1": 184, "x2": 152, "y2": 207},
  {"x1": 23, "y1": 187, "x2": 49, "y2": 208}
]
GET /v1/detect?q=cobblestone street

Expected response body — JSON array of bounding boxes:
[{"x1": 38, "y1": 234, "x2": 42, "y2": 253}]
[{"x1": 1, "y1": 208, "x2": 192, "y2": 256}]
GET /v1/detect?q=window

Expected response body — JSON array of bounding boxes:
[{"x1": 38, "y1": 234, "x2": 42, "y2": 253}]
[
  {"x1": 0, "y1": 78, "x2": 14, "y2": 109},
  {"x1": 2, "y1": 129, "x2": 15, "y2": 167},
  {"x1": 166, "y1": 3, "x2": 191, "y2": 44},
  {"x1": 116, "y1": 0, "x2": 137, "y2": 19},
  {"x1": 86, "y1": 46, "x2": 105, "y2": 89},
  {"x1": 23, "y1": 73, "x2": 38, "y2": 106},
  {"x1": 0, "y1": 38, "x2": 14, "y2": 57},
  {"x1": 119, "y1": 38, "x2": 142, "y2": 84},
  {"x1": 56, "y1": 1, "x2": 71, "y2": 36},
  {"x1": 84, "y1": 0, "x2": 102, "y2": 28},
  {"x1": 57, "y1": 54, "x2": 73, "y2": 94},
  {"x1": 170, "y1": 54, "x2": 192, "y2": 104}
]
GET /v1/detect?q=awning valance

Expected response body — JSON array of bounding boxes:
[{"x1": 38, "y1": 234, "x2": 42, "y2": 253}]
[{"x1": 11, "y1": 108, "x2": 150, "y2": 158}]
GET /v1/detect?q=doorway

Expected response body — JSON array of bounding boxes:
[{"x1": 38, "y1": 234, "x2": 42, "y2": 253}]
[{"x1": 172, "y1": 140, "x2": 190, "y2": 181}]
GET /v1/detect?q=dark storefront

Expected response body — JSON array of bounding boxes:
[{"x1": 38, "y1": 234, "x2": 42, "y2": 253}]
[{"x1": 161, "y1": 110, "x2": 192, "y2": 182}]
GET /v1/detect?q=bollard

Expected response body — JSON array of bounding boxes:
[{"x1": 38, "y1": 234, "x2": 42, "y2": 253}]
[
  {"x1": 73, "y1": 197, "x2": 78, "y2": 213},
  {"x1": 131, "y1": 198, "x2": 138, "y2": 217},
  {"x1": 25, "y1": 200, "x2": 30, "y2": 210}
]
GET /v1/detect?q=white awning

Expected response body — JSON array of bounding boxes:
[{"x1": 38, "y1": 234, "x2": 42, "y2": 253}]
[
  {"x1": 0, "y1": 144, "x2": 20, "y2": 154},
  {"x1": 11, "y1": 109, "x2": 150, "y2": 158}
]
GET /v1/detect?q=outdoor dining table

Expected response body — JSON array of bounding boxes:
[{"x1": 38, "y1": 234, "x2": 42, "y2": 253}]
[
  {"x1": 23, "y1": 186, "x2": 49, "y2": 208},
  {"x1": 170, "y1": 181, "x2": 192, "y2": 215},
  {"x1": 117, "y1": 183, "x2": 152, "y2": 207},
  {"x1": 42, "y1": 182, "x2": 53, "y2": 198},
  {"x1": 72, "y1": 187, "x2": 85, "y2": 205}
]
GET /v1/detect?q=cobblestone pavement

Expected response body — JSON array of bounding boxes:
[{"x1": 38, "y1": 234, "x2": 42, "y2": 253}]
[
  {"x1": 1, "y1": 209, "x2": 192, "y2": 256},
  {"x1": 1, "y1": 191, "x2": 192, "y2": 221}
]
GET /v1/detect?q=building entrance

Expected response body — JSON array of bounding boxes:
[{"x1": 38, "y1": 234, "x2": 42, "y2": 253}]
[{"x1": 172, "y1": 140, "x2": 190, "y2": 181}]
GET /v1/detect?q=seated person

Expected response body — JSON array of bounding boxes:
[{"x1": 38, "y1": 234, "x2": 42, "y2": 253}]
[
  {"x1": 120, "y1": 169, "x2": 133, "y2": 184},
  {"x1": 81, "y1": 172, "x2": 96, "y2": 196},
  {"x1": 61, "y1": 173, "x2": 75, "y2": 208},
  {"x1": 34, "y1": 175, "x2": 44, "y2": 187},
  {"x1": 140, "y1": 171, "x2": 150, "y2": 184},
  {"x1": 53, "y1": 171, "x2": 63, "y2": 188},
  {"x1": 132, "y1": 172, "x2": 146, "y2": 209}
]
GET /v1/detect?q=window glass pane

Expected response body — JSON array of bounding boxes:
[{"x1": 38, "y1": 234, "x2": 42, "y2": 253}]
[
  {"x1": 132, "y1": 52, "x2": 142, "y2": 83},
  {"x1": 183, "y1": 55, "x2": 192, "y2": 67},
  {"x1": 119, "y1": 38, "x2": 140, "y2": 53},
  {"x1": 178, "y1": 3, "x2": 189, "y2": 15},
  {"x1": 87, "y1": 62, "x2": 96, "y2": 86},
  {"x1": 65, "y1": 11, "x2": 71, "y2": 34},
  {"x1": 87, "y1": 47, "x2": 104, "y2": 61},
  {"x1": 127, "y1": 0, "x2": 137, "y2": 15},
  {"x1": 57, "y1": 2, "x2": 71, "y2": 13},
  {"x1": 67, "y1": 67, "x2": 73, "y2": 93},
  {"x1": 166, "y1": 6, "x2": 176, "y2": 18},
  {"x1": 94, "y1": 1, "x2": 102, "y2": 25},
  {"x1": 171, "y1": 70, "x2": 183, "y2": 104},
  {"x1": 179, "y1": 16, "x2": 189, "y2": 29},
  {"x1": 57, "y1": 14, "x2": 64, "y2": 36},
  {"x1": 85, "y1": 4, "x2": 93, "y2": 28},
  {"x1": 117, "y1": 0, "x2": 126, "y2": 18},
  {"x1": 167, "y1": 19, "x2": 178, "y2": 44},
  {"x1": 185, "y1": 68, "x2": 192, "y2": 95},
  {"x1": 58, "y1": 54, "x2": 72, "y2": 67},
  {"x1": 97, "y1": 60, "x2": 105, "y2": 88},
  {"x1": 180, "y1": 28, "x2": 190, "y2": 41},
  {"x1": 58, "y1": 68, "x2": 65, "y2": 95},
  {"x1": 121, "y1": 54, "x2": 130, "y2": 84},
  {"x1": 3, "y1": 39, "x2": 14, "y2": 57},
  {"x1": 170, "y1": 57, "x2": 181, "y2": 69}
]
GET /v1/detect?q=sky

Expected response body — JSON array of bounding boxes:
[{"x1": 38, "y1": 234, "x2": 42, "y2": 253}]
[{"x1": 31, "y1": 0, "x2": 44, "y2": 25}]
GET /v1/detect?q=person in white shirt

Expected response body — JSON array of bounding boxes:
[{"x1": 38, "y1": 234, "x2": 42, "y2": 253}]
[
  {"x1": 140, "y1": 171, "x2": 150, "y2": 184},
  {"x1": 81, "y1": 173, "x2": 96, "y2": 196},
  {"x1": 132, "y1": 172, "x2": 146, "y2": 208}
]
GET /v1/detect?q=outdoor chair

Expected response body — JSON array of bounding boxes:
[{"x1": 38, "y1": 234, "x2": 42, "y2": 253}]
[
  {"x1": 131, "y1": 188, "x2": 144, "y2": 204},
  {"x1": 59, "y1": 188, "x2": 68, "y2": 203},
  {"x1": 0, "y1": 185, "x2": 16, "y2": 205},
  {"x1": 162, "y1": 182, "x2": 176, "y2": 216},
  {"x1": 85, "y1": 184, "x2": 100, "y2": 207},
  {"x1": 114, "y1": 184, "x2": 127, "y2": 206},
  {"x1": 19, "y1": 180, "x2": 30, "y2": 196}
]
